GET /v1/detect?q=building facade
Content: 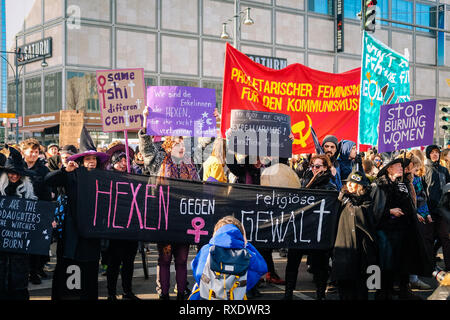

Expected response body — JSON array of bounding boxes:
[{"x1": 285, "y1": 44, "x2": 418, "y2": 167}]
[
  {"x1": 1, "y1": 0, "x2": 6, "y2": 114},
  {"x1": 6, "y1": 0, "x2": 450, "y2": 146}
]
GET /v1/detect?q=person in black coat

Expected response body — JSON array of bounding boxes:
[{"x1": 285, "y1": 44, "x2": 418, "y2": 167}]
[
  {"x1": 332, "y1": 166, "x2": 377, "y2": 300},
  {"x1": 0, "y1": 145, "x2": 38, "y2": 300},
  {"x1": 283, "y1": 154, "x2": 337, "y2": 300},
  {"x1": 371, "y1": 156, "x2": 433, "y2": 300},
  {"x1": 423, "y1": 145, "x2": 450, "y2": 271},
  {"x1": 104, "y1": 150, "x2": 140, "y2": 301},
  {"x1": 20, "y1": 138, "x2": 52, "y2": 285},
  {"x1": 45, "y1": 128, "x2": 110, "y2": 300}
]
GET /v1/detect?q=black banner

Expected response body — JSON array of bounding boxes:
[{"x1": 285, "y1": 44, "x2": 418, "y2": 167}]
[
  {"x1": 0, "y1": 196, "x2": 56, "y2": 255},
  {"x1": 76, "y1": 169, "x2": 339, "y2": 250}
]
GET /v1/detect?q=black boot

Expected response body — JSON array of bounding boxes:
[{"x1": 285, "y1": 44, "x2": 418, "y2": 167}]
[
  {"x1": 282, "y1": 289, "x2": 293, "y2": 300},
  {"x1": 159, "y1": 293, "x2": 170, "y2": 300},
  {"x1": 398, "y1": 285, "x2": 422, "y2": 300}
]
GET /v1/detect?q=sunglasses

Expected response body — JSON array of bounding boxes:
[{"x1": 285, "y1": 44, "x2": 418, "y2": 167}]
[
  {"x1": 351, "y1": 174, "x2": 362, "y2": 182},
  {"x1": 310, "y1": 164, "x2": 324, "y2": 169},
  {"x1": 374, "y1": 159, "x2": 381, "y2": 162}
]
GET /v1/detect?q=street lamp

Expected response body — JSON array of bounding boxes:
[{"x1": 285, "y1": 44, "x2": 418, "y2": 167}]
[
  {"x1": 220, "y1": 1, "x2": 254, "y2": 49},
  {"x1": 0, "y1": 40, "x2": 48, "y2": 143}
]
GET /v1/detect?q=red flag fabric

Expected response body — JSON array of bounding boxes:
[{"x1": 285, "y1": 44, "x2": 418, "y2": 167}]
[{"x1": 221, "y1": 43, "x2": 361, "y2": 155}]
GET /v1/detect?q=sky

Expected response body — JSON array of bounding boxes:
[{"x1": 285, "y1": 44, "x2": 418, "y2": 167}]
[{"x1": 5, "y1": 0, "x2": 35, "y2": 49}]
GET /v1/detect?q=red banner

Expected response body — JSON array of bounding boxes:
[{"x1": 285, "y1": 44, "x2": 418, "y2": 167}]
[{"x1": 221, "y1": 43, "x2": 361, "y2": 154}]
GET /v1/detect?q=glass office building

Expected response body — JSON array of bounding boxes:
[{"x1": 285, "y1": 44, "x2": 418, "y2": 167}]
[
  {"x1": 6, "y1": 0, "x2": 450, "y2": 146},
  {"x1": 1, "y1": 0, "x2": 6, "y2": 113}
]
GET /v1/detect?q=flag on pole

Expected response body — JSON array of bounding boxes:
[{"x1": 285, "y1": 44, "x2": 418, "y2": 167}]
[{"x1": 358, "y1": 31, "x2": 410, "y2": 147}]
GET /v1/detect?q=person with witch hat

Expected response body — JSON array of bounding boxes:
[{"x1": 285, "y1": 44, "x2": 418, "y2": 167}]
[
  {"x1": 0, "y1": 144, "x2": 38, "y2": 300},
  {"x1": 103, "y1": 142, "x2": 141, "y2": 300},
  {"x1": 370, "y1": 153, "x2": 433, "y2": 300},
  {"x1": 332, "y1": 164, "x2": 377, "y2": 300},
  {"x1": 45, "y1": 126, "x2": 110, "y2": 300}
]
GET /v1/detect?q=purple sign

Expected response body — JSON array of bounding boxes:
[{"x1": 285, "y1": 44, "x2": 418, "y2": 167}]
[
  {"x1": 378, "y1": 99, "x2": 436, "y2": 153},
  {"x1": 146, "y1": 86, "x2": 217, "y2": 137}
]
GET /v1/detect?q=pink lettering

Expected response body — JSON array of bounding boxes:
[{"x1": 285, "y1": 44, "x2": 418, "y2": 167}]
[
  {"x1": 159, "y1": 186, "x2": 170, "y2": 230},
  {"x1": 112, "y1": 182, "x2": 128, "y2": 229},
  {"x1": 186, "y1": 217, "x2": 208, "y2": 243},
  {"x1": 144, "y1": 184, "x2": 157, "y2": 230},
  {"x1": 94, "y1": 179, "x2": 112, "y2": 227},
  {"x1": 127, "y1": 183, "x2": 143, "y2": 229}
]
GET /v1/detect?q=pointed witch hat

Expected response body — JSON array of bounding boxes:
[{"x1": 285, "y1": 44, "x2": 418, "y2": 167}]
[
  {"x1": 0, "y1": 144, "x2": 35, "y2": 176},
  {"x1": 67, "y1": 126, "x2": 110, "y2": 164},
  {"x1": 343, "y1": 158, "x2": 370, "y2": 187}
]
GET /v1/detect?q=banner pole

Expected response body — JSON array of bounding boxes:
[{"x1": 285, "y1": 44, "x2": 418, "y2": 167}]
[
  {"x1": 357, "y1": 30, "x2": 365, "y2": 154},
  {"x1": 124, "y1": 130, "x2": 131, "y2": 173}
]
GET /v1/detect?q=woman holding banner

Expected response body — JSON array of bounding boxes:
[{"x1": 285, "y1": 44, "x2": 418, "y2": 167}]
[
  {"x1": 104, "y1": 146, "x2": 141, "y2": 301},
  {"x1": 45, "y1": 127, "x2": 110, "y2": 300},
  {"x1": 284, "y1": 154, "x2": 337, "y2": 300},
  {"x1": 0, "y1": 145, "x2": 38, "y2": 300},
  {"x1": 156, "y1": 136, "x2": 200, "y2": 300}
]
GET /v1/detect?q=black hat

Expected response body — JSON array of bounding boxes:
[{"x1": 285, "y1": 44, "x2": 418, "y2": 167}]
[
  {"x1": 110, "y1": 152, "x2": 127, "y2": 165},
  {"x1": 68, "y1": 126, "x2": 109, "y2": 164},
  {"x1": 425, "y1": 145, "x2": 440, "y2": 160},
  {"x1": 376, "y1": 154, "x2": 411, "y2": 178},
  {"x1": 321, "y1": 135, "x2": 339, "y2": 147},
  {"x1": 343, "y1": 164, "x2": 370, "y2": 186},
  {"x1": 106, "y1": 143, "x2": 135, "y2": 160},
  {"x1": 60, "y1": 144, "x2": 78, "y2": 155},
  {"x1": 0, "y1": 145, "x2": 34, "y2": 177}
]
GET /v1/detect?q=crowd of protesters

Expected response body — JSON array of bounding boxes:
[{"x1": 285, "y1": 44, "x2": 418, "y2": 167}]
[{"x1": 0, "y1": 105, "x2": 449, "y2": 301}]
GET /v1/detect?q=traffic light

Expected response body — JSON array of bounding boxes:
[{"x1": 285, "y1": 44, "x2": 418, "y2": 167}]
[
  {"x1": 442, "y1": 107, "x2": 449, "y2": 131},
  {"x1": 363, "y1": 0, "x2": 377, "y2": 33}
]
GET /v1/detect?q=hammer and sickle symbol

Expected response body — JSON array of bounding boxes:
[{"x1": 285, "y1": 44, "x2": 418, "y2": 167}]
[{"x1": 291, "y1": 114, "x2": 312, "y2": 148}]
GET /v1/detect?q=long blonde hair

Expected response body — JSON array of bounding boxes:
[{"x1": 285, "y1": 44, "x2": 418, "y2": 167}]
[
  {"x1": 0, "y1": 172, "x2": 38, "y2": 200},
  {"x1": 410, "y1": 149, "x2": 426, "y2": 177},
  {"x1": 210, "y1": 137, "x2": 227, "y2": 164}
]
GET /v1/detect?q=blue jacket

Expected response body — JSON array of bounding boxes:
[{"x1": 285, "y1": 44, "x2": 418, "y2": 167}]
[
  {"x1": 338, "y1": 140, "x2": 356, "y2": 181},
  {"x1": 188, "y1": 224, "x2": 268, "y2": 300}
]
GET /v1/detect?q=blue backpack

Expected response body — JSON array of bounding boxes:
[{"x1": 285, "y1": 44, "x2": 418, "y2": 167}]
[{"x1": 199, "y1": 245, "x2": 251, "y2": 300}]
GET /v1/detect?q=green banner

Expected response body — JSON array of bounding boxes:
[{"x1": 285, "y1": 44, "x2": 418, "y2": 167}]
[{"x1": 358, "y1": 31, "x2": 410, "y2": 146}]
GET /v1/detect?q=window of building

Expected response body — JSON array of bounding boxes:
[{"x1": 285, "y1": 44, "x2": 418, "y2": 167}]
[
  {"x1": 416, "y1": 3, "x2": 436, "y2": 34},
  {"x1": 25, "y1": 76, "x2": 41, "y2": 116},
  {"x1": 344, "y1": 0, "x2": 360, "y2": 19},
  {"x1": 66, "y1": 71, "x2": 99, "y2": 112},
  {"x1": 44, "y1": 72, "x2": 62, "y2": 113},
  {"x1": 160, "y1": 78, "x2": 199, "y2": 87},
  {"x1": 308, "y1": 0, "x2": 334, "y2": 16},
  {"x1": 392, "y1": 0, "x2": 413, "y2": 29},
  {"x1": 145, "y1": 77, "x2": 156, "y2": 88},
  {"x1": 202, "y1": 81, "x2": 222, "y2": 113},
  {"x1": 7, "y1": 81, "x2": 22, "y2": 116}
]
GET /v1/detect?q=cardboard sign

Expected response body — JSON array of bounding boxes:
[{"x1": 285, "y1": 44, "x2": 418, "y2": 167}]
[
  {"x1": 76, "y1": 169, "x2": 340, "y2": 250},
  {"x1": 59, "y1": 110, "x2": 84, "y2": 148},
  {"x1": 378, "y1": 99, "x2": 436, "y2": 153},
  {"x1": 146, "y1": 86, "x2": 217, "y2": 137},
  {"x1": 0, "y1": 196, "x2": 57, "y2": 255},
  {"x1": 229, "y1": 109, "x2": 292, "y2": 158},
  {"x1": 96, "y1": 68, "x2": 146, "y2": 132}
]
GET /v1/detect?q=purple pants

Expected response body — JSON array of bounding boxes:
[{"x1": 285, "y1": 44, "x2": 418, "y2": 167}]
[{"x1": 157, "y1": 243, "x2": 190, "y2": 295}]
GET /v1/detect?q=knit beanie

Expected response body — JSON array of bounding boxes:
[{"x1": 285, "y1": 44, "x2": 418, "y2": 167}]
[
  {"x1": 425, "y1": 145, "x2": 440, "y2": 160},
  {"x1": 322, "y1": 135, "x2": 339, "y2": 148}
]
